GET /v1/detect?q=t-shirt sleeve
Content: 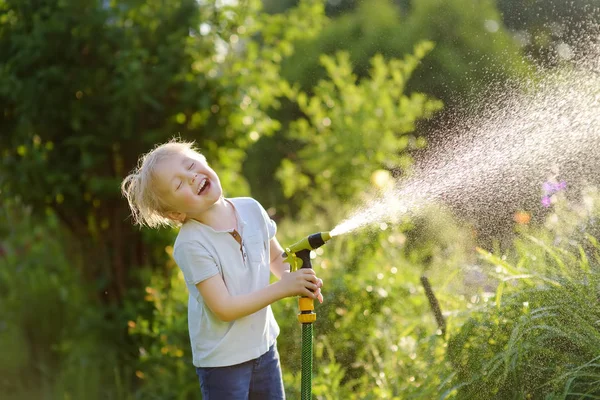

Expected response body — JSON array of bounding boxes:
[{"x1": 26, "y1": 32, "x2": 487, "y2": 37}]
[
  {"x1": 173, "y1": 241, "x2": 220, "y2": 285},
  {"x1": 256, "y1": 200, "x2": 277, "y2": 240}
]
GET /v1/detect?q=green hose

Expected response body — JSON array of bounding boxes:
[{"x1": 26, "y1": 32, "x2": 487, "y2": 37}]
[
  {"x1": 301, "y1": 323, "x2": 313, "y2": 400},
  {"x1": 282, "y1": 231, "x2": 332, "y2": 398}
]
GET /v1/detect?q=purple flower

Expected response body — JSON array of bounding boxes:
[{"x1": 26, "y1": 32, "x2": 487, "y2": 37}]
[
  {"x1": 542, "y1": 180, "x2": 567, "y2": 195},
  {"x1": 541, "y1": 196, "x2": 552, "y2": 208}
]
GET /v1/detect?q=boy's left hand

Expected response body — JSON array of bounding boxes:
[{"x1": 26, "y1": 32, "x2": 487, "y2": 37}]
[{"x1": 315, "y1": 277, "x2": 324, "y2": 303}]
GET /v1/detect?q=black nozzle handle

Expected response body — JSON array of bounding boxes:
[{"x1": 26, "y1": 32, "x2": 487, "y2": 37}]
[{"x1": 296, "y1": 249, "x2": 312, "y2": 270}]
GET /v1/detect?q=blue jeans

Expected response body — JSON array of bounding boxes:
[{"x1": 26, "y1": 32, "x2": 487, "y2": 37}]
[{"x1": 196, "y1": 343, "x2": 285, "y2": 400}]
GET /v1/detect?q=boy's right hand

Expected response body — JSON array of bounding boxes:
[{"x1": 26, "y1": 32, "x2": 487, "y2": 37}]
[{"x1": 278, "y1": 268, "x2": 324, "y2": 303}]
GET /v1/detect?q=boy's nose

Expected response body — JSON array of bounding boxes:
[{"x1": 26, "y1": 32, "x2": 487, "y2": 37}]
[{"x1": 191, "y1": 174, "x2": 198, "y2": 184}]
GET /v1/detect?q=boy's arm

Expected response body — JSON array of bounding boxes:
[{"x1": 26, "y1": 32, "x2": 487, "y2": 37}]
[
  {"x1": 269, "y1": 237, "x2": 290, "y2": 280},
  {"x1": 195, "y1": 267, "x2": 320, "y2": 322}
]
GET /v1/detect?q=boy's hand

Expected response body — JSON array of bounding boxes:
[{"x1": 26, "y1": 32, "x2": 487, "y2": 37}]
[
  {"x1": 315, "y1": 277, "x2": 324, "y2": 303},
  {"x1": 278, "y1": 268, "x2": 324, "y2": 303}
]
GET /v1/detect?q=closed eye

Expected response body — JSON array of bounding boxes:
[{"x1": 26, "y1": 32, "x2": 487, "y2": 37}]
[
  {"x1": 176, "y1": 181, "x2": 182, "y2": 190},
  {"x1": 188, "y1": 162, "x2": 195, "y2": 170}
]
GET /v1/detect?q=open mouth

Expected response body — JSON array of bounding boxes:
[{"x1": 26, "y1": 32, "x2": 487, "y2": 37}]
[{"x1": 197, "y1": 178, "x2": 210, "y2": 195}]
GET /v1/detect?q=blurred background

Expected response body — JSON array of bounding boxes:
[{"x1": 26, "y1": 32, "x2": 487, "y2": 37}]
[{"x1": 2, "y1": 0, "x2": 600, "y2": 398}]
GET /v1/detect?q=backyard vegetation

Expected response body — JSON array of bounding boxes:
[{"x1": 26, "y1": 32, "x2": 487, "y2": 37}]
[{"x1": 2, "y1": 0, "x2": 599, "y2": 399}]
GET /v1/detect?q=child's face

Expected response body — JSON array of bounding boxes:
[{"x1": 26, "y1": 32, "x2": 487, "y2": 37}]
[{"x1": 154, "y1": 151, "x2": 223, "y2": 220}]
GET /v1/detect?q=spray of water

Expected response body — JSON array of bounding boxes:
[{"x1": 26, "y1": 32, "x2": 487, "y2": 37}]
[{"x1": 331, "y1": 40, "x2": 600, "y2": 238}]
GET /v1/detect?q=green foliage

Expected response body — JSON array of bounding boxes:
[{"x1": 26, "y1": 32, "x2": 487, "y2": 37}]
[
  {"x1": 402, "y1": 205, "x2": 476, "y2": 268},
  {"x1": 403, "y1": 0, "x2": 530, "y2": 105},
  {"x1": 278, "y1": 44, "x2": 443, "y2": 212},
  {"x1": 0, "y1": 0, "x2": 326, "y2": 300},
  {"x1": 126, "y1": 260, "x2": 198, "y2": 400},
  {"x1": 272, "y1": 210, "x2": 474, "y2": 398},
  {"x1": 0, "y1": 199, "x2": 128, "y2": 400},
  {"x1": 281, "y1": 0, "x2": 529, "y2": 109},
  {"x1": 445, "y1": 187, "x2": 600, "y2": 399},
  {"x1": 247, "y1": 0, "x2": 530, "y2": 217},
  {"x1": 497, "y1": 0, "x2": 600, "y2": 66}
]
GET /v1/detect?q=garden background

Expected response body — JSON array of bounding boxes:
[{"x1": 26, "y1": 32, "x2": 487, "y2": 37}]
[{"x1": 2, "y1": 0, "x2": 600, "y2": 399}]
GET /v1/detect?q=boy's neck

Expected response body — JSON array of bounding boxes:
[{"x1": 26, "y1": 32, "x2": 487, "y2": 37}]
[{"x1": 190, "y1": 197, "x2": 237, "y2": 231}]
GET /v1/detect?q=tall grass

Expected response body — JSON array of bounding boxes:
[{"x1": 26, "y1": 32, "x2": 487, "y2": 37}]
[{"x1": 444, "y1": 188, "x2": 600, "y2": 399}]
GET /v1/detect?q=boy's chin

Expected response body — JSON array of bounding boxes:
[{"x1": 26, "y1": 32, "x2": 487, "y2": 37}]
[
  {"x1": 208, "y1": 186, "x2": 223, "y2": 201},
  {"x1": 200, "y1": 192, "x2": 223, "y2": 209}
]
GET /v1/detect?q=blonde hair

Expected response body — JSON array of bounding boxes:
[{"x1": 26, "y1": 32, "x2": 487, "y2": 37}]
[{"x1": 121, "y1": 139, "x2": 206, "y2": 228}]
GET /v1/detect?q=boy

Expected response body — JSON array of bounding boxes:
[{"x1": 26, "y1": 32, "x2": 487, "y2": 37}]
[{"x1": 122, "y1": 140, "x2": 323, "y2": 399}]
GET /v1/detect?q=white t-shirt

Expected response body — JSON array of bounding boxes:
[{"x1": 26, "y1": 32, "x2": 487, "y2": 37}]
[{"x1": 173, "y1": 197, "x2": 280, "y2": 367}]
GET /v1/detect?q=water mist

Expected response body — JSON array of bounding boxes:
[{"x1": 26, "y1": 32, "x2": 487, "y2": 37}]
[{"x1": 331, "y1": 40, "x2": 600, "y2": 238}]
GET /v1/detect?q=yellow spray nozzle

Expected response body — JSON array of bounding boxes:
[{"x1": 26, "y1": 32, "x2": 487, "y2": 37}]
[
  {"x1": 283, "y1": 232, "x2": 332, "y2": 271},
  {"x1": 286, "y1": 231, "x2": 331, "y2": 254}
]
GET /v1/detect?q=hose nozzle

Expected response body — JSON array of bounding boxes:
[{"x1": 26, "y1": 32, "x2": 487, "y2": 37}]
[{"x1": 283, "y1": 232, "x2": 332, "y2": 271}]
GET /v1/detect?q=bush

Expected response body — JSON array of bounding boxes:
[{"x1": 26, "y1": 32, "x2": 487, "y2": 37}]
[
  {"x1": 125, "y1": 256, "x2": 199, "y2": 400},
  {"x1": 273, "y1": 205, "x2": 474, "y2": 398},
  {"x1": 0, "y1": 199, "x2": 129, "y2": 400},
  {"x1": 445, "y1": 186, "x2": 600, "y2": 399},
  {"x1": 278, "y1": 45, "x2": 443, "y2": 215}
]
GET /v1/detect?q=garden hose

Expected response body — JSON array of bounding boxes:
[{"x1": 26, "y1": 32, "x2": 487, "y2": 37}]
[
  {"x1": 301, "y1": 323, "x2": 314, "y2": 399},
  {"x1": 283, "y1": 232, "x2": 332, "y2": 399}
]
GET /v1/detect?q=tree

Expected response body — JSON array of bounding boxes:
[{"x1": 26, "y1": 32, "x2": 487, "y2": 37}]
[
  {"x1": 280, "y1": 0, "x2": 528, "y2": 109},
  {"x1": 497, "y1": 0, "x2": 600, "y2": 66},
  {"x1": 0, "y1": 0, "x2": 325, "y2": 301},
  {"x1": 244, "y1": 0, "x2": 528, "y2": 217}
]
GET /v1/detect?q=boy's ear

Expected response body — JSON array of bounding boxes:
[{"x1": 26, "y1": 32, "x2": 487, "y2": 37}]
[{"x1": 166, "y1": 211, "x2": 186, "y2": 223}]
